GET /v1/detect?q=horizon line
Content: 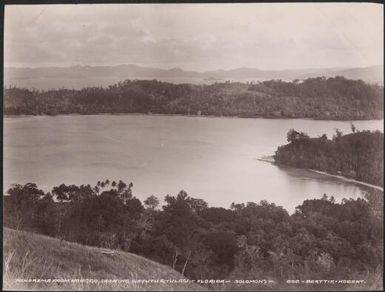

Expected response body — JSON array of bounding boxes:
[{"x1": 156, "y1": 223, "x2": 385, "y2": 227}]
[{"x1": 4, "y1": 63, "x2": 383, "y2": 72}]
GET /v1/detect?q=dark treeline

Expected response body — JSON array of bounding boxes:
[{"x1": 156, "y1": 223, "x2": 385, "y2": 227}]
[
  {"x1": 3, "y1": 181, "x2": 383, "y2": 289},
  {"x1": 274, "y1": 129, "x2": 384, "y2": 187},
  {"x1": 4, "y1": 76, "x2": 383, "y2": 120}
]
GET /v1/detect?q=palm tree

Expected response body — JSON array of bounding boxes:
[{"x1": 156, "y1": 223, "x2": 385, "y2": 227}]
[{"x1": 117, "y1": 180, "x2": 126, "y2": 194}]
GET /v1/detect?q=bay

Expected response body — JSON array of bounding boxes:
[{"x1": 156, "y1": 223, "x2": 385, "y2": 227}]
[{"x1": 3, "y1": 114, "x2": 383, "y2": 213}]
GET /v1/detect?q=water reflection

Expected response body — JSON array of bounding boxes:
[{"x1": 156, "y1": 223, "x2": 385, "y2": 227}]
[{"x1": 274, "y1": 164, "x2": 370, "y2": 212}]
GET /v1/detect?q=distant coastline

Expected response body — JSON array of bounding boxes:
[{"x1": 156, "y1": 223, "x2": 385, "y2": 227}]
[
  {"x1": 5, "y1": 64, "x2": 383, "y2": 84},
  {"x1": 4, "y1": 77, "x2": 383, "y2": 120},
  {"x1": 4, "y1": 112, "x2": 385, "y2": 122}
]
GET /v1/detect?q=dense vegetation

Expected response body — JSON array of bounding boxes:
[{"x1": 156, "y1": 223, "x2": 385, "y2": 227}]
[
  {"x1": 4, "y1": 181, "x2": 383, "y2": 290},
  {"x1": 274, "y1": 129, "x2": 384, "y2": 187},
  {"x1": 4, "y1": 76, "x2": 383, "y2": 120}
]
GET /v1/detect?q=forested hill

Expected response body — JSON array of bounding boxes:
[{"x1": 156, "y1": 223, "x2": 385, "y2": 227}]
[
  {"x1": 3, "y1": 182, "x2": 383, "y2": 290},
  {"x1": 4, "y1": 76, "x2": 383, "y2": 120},
  {"x1": 274, "y1": 129, "x2": 384, "y2": 187}
]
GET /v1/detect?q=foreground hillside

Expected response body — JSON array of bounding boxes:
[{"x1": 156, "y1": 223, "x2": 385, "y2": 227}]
[
  {"x1": 4, "y1": 181, "x2": 383, "y2": 291},
  {"x1": 4, "y1": 76, "x2": 383, "y2": 120},
  {"x1": 3, "y1": 228, "x2": 205, "y2": 291}
]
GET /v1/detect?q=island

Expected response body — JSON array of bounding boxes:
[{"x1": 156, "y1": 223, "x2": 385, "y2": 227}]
[
  {"x1": 4, "y1": 76, "x2": 383, "y2": 120},
  {"x1": 274, "y1": 129, "x2": 384, "y2": 187}
]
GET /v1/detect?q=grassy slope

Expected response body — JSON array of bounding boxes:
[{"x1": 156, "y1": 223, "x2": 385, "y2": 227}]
[{"x1": 3, "y1": 228, "x2": 205, "y2": 291}]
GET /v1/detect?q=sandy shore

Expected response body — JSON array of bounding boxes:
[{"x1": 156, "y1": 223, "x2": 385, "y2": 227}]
[
  {"x1": 308, "y1": 169, "x2": 383, "y2": 191},
  {"x1": 257, "y1": 156, "x2": 383, "y2": 192}
]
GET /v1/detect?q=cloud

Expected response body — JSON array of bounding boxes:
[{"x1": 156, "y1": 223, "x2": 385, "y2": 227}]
[{"x1": 4, "y1": 3, "x2": 383, "y2": 70}]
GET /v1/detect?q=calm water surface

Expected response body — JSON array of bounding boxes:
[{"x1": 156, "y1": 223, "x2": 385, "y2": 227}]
[{"x1": 3, "y1": 115, "x2": 383, "y2": 213}]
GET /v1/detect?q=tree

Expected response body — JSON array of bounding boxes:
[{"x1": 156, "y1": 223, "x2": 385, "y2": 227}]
[
  {"x1": 163, "y1": 190, "x2": 192, "y2": 216},
  {"x1": 287, "y1": 129, "x2": 309, "y2": 142},
  {"x1": 157, "y1": 190, "x2": 205, "y2": 276},
  {"x1": 117, "y1": 180, "x2": 127, "y2": 193},
  {"x1": 6, "y1": 183, "x2": 45, "y2": 229},
  {"x1": 121, "y1": 182, "x2": 133, "y2": 204},
  {"x1": 7, "y1": 183, "x2": 44, "y2": 203},
  {"x1": 33, "y1": 193, "x2": 57, "y2": 236},
  {"x1": 230, "y1": 202, "x2": 245, "y2": 211},
  {"x1": 319, "y1": 134, "x2": 328, "y2": 141},
  {"x1": 287, "y1": 129, "x2": 300, "y2": 142},
  {"x1": 126, "y1": 197, "x2": 144, "y2": 214},
  {"x1": 204, "y1": 232, "x2": 238, "y2": 269},
  {"x1": 298, "y1": 132, "x2": 309, "y2": 139},
  {"x1": 93, "y1": 185, "x2": 100, "y2": 195},
  {"x1": 187, "y1": 197, "x2": 208, "y2": 213},
  {"x1": 333, "y1": 128, "x2": 343, "y2": 141},
  {"x1": 144, "y1": 195, "x2": 160, "y2": 210},
  {"x1": 350, "y1": 122, "x2": 357, "y2": 133},
  {"x1": 52, "y1": 184, "x2": 82, "y2": 202}
]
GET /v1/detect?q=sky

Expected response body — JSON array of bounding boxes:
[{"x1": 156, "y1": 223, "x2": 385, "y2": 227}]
[{"x1": 4, "y1": 3, "x2": 384, "y2": 71}]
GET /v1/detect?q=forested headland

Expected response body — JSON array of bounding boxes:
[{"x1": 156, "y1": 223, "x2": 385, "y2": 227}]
[
  {"x1": 274, "y1": 129, "x2": 384, "y2": 187},
  {"x1": 4, "y1": 76, "x2": 383, "y2": 120},
  {"x1": 3, "y1": 181, "x2": 383, "y2": 290}
]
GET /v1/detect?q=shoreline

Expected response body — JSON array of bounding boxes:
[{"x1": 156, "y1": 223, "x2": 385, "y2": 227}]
[
  {"x1": 3, "y1": 113, "x2": 385, "y2": 122},
  {"x1": 308, "y1": 169, "x2": 384, "y2": 191},
  {"x1": 257, "y1": 156, "x2": 384, "y2": 191}
]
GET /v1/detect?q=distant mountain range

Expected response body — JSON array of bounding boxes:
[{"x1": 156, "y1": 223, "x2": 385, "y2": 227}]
[{"x1": 4, "y1": 64, "x2": 383, "y2": 89}]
